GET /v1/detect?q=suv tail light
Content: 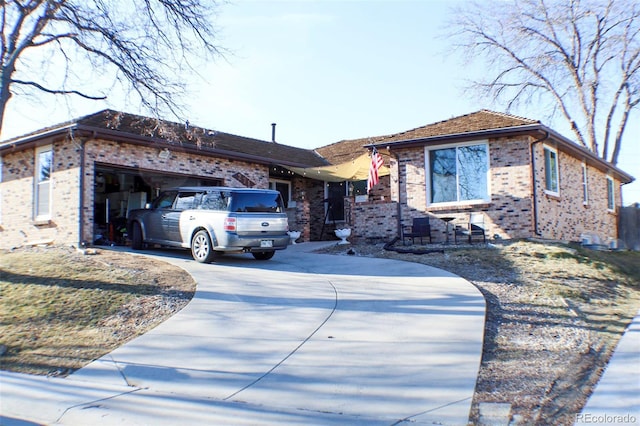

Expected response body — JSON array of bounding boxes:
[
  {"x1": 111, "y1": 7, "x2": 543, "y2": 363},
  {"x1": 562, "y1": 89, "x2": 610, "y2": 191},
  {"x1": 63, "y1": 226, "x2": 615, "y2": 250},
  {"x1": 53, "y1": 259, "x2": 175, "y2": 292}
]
[{"x1": 224, "y1": 217, "x2": 236, "y2": 232}]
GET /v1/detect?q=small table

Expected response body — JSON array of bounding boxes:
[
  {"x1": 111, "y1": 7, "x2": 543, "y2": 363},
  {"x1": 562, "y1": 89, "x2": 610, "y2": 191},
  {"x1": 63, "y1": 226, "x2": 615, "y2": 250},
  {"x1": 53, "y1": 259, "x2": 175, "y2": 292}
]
[{"x1": 440, "y1": 217, "x2": 455, "y2": 244}]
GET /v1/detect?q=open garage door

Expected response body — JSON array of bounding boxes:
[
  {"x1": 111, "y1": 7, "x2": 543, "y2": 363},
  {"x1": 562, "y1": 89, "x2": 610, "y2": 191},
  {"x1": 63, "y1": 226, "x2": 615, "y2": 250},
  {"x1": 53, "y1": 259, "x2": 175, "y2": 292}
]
[{"x1": 93, "y1": 164, "x2": 222, "y2": 245}]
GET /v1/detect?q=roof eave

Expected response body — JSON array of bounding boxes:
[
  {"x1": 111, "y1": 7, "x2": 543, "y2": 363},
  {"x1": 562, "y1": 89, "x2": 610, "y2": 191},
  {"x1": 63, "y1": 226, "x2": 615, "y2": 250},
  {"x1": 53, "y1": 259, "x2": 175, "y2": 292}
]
[
  {"x1": 365, "y1": 124, "x2": 634, "y2": 184},
  {"x1": 0, "y1": 124, "x2": 78, "y2": 153},
  {"x1": 540, "y1": 126, "x2": 634, "y2": 184},
  {"x1": 364, "y1": 124, "x2": 544, "y2": 149},
  {"x1": 1, "y1": 124, "x2": 319, "y2": 169}
]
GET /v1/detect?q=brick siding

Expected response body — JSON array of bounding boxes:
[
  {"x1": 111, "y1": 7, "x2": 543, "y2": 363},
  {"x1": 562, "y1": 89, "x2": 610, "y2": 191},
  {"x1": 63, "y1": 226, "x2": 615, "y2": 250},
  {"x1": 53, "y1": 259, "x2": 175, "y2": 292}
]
[
  {"x1": 340, "y1": 136, "x2": 622, "y2": 244},
  {"x1": 288, "y1": 176, "x2": 324, "y2": 242},
  {"x1": 533, "y1": 143, "x2": 621, "y2": 243},
  {"x1": 345, "y1": 196, "x2": 398, "y2": 242},
  {"x1": 0, "y1": 137, "x2": 271, "y2": 249},
  {"x1": 1, "y1": 141, "x2": 82, "y2": 248},
  {"x1": 0, "y1": 133, "x2": 624, "y2": 249}
]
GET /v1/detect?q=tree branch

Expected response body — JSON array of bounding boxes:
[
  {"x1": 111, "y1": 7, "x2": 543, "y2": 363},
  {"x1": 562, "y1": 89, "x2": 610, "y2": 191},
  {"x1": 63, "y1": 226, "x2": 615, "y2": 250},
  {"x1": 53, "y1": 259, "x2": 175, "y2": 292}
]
[
  {"x1": 0, "y1": 0, "x2": 223, "y2": 134},
  {"x1": 11, "y1": 79, "x2": 107, "y2": 100},
  {"x1": 448, "y1": 0, "x2": 640, "y2": 164}
]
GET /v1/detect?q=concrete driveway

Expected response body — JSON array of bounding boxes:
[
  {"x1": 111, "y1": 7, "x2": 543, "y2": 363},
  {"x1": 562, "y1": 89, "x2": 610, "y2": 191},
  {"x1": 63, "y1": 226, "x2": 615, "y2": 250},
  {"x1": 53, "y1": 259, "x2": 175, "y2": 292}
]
[{"x1": 1, "y1": 242, "x2": 485, "y2": 425}]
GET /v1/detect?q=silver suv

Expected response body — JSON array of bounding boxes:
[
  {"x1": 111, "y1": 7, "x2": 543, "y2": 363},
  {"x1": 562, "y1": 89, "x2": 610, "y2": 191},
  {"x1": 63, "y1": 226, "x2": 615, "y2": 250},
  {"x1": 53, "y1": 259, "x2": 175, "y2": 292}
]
[{"x1": 127, "y1": 187, "x2": 289, "y2": 262}]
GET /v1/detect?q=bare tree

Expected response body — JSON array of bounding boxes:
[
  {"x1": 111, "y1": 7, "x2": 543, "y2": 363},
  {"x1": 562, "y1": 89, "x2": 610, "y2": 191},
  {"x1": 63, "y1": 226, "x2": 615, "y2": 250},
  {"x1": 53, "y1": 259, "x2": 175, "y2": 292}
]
[
  {"x1": 449, "y1": 0, "x2": 640, "y2": 165},
  {"x1": 0, "y1": 0, "x2": 223, "y2": 135}
]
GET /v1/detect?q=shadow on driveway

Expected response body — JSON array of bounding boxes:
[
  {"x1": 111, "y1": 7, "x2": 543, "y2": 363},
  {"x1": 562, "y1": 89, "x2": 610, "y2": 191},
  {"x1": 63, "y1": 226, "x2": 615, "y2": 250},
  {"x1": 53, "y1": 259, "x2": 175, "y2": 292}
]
[{"x1": 55, "y1": 242, "x2": 486, "y2": 425}]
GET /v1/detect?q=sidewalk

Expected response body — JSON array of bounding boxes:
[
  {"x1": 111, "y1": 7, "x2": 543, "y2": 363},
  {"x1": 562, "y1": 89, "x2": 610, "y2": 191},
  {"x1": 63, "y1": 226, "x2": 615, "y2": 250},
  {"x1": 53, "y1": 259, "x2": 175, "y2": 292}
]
[
  {"x1": 1, "y1": 242, "x2": 486, "y2": 425},
  {"x1": 577, "y1": 311, "x2": 640, "y2": 425}
]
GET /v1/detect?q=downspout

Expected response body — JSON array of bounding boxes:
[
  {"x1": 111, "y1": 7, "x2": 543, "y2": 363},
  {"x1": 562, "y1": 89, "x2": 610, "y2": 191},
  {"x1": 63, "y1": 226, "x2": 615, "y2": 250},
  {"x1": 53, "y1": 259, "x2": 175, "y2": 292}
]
[
  {"x1": 77, "y1": 132, "x2": 92, "y2": 247},
  {"x1": 78, "y1": 136, "x2": 85, "y2": 247},
  {"x1": 530, "y1": 131, "x2": 549, "y2": 236}
]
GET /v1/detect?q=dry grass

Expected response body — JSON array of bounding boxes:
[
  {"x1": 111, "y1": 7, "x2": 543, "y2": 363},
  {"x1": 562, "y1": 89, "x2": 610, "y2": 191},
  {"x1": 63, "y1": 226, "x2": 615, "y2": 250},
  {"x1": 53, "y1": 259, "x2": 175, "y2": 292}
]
[{"x1": 0, "y1": 246, "x2": 195, "y2": 376}]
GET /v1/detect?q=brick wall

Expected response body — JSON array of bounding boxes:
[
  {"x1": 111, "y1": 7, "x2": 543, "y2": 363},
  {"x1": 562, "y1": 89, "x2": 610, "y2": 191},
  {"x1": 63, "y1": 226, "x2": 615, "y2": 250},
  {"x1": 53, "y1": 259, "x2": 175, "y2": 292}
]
[
  {"x1": 377, "y1": 136, "x2": 621, "y2": 244},
  {"x1": 85, "y1": 139, "x2": 269, "y2": 188},
  {"x1": 533, "y1": 143, "x2": 621, "y2": 243},
  {"x1": 1, "y1": 140, "x2": 82, "y2": 248},
  {"x1": 486, "y1": 137, "x2": 534, "y2": 239},
  {"x1": 345, "y1": 197, "x2": 398, "y2": 242},
  {"x1": 0, "y1": 137, "x2": 273, "y2": 249},
  {"x1": 289, "y1": 176, "x2": 324, "y2": 242},
  {"x1": 1, "y1": 133, "x2": 624, "y2": 249}
]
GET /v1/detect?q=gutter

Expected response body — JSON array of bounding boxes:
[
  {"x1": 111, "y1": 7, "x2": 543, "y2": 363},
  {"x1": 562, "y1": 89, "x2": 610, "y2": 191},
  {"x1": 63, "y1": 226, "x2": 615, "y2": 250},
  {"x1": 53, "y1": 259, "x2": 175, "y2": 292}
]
[
  {"x1": 363, "y1": 124, "x2": 633, "y2": 184},
  {"x1": 0, "y1": 125, "x2": 76, "y2": 154},
  {"x1": 364, "y1": 124, "x2": 545, "y2": 148},
  {"x1": 1, "y1": 124, "x2": 322, "y2": 169}
]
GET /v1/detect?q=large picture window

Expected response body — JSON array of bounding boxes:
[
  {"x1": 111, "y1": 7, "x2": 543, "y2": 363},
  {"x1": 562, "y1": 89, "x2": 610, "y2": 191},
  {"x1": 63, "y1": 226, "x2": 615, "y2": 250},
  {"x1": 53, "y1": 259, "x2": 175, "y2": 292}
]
[
  {"x1": 35, "y1": 145, "x2": 53, "y2": 220},
  {"x1": 427, "y1": 142, "x2": 489, "y2": 205},
  {"x1": 544, "y1": 146, "x2": 559, "y2": 195}
]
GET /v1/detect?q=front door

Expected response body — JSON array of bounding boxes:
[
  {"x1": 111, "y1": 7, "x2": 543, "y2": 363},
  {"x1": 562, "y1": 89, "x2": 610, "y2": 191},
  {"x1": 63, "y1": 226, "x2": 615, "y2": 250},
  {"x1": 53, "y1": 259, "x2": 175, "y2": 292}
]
[{"x1": 325, "y1": 181, "x2": 347, "y2": 223}]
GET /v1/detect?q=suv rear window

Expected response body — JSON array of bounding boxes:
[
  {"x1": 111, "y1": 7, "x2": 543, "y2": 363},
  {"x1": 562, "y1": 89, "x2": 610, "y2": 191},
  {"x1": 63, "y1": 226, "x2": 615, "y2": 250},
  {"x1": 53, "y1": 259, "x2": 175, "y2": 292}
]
[{"x1": 229, "y1": 192, "x2": 284, "y2": 213}]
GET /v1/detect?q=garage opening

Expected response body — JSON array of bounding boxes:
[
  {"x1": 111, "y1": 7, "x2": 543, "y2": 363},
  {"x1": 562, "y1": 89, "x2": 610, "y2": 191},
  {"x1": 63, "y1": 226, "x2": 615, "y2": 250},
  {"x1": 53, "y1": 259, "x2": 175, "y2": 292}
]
[{"x1": 93, "y1": 163, "x2": 222, "y2": 245}]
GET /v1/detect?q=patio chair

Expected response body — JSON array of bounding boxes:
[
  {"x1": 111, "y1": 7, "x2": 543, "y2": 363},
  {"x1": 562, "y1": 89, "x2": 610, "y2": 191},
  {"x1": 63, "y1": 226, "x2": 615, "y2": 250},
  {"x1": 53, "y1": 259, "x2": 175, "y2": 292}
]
[
  {"x1": 454, "y1": 212, "x2": 486, "y2": 244},
  {"x1": 402, "y1": 217, "x2": 432, "y2": 245}
]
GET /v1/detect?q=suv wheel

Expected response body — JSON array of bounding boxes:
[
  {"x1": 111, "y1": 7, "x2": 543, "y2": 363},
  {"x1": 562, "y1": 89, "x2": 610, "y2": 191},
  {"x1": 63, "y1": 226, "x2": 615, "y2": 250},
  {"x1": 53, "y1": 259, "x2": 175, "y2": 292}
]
[
  {"x1": 252, "y1": 251, "x2": 275, "y2": 261},
  {"x1": 191, "y1": 230, "x2": 215, "y2": 263},
  {"x1": 131, "y1": 222, "x2": 144, "y2": 250}
]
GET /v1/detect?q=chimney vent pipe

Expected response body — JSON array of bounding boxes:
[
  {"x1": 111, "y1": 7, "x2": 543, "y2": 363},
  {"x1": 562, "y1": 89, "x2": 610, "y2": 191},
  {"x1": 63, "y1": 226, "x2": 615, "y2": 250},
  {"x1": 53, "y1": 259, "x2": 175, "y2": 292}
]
[{"x1": 271, "y1": 123, "x2": 276, "y2": 143}]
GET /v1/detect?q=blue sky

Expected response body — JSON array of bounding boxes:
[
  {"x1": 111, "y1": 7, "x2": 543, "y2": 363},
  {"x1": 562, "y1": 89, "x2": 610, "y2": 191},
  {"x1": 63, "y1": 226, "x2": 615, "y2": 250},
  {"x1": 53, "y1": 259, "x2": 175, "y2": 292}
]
[{"x1": 3, "y1": 0, "x2": 639, "y2": 203}]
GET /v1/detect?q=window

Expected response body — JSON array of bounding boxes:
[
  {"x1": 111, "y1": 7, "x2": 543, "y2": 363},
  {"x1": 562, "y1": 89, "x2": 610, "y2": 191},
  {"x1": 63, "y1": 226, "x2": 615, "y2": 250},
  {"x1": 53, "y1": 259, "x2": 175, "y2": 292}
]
[
  {"x1": 352, "y1": 180, "x2": 367, "y2": 196},
  {"x1": 544, "y1": 146, "x2": 559, "y2": 195},
  {"x1": 152, "y1": 191, "x2": 178, "y2": 209},
  {"x1": 427, "y1": 142, "x2": 489, "y2": 205},
  {"x1": 34, "y1": 145, "x2": 53, "y2": 220},
  {"x1": 582, "y1": 162, "x2": 589, "y2": 205},
  {"x1": 200, "y1": 191, "x2": 228, "y2": 210},
  {"x1": 230, "y1": 191, "x2": 284, "y2": 213},
  {"x1": 606, "y1": 176, "x2": 615, "y2": 211},
  {"x1": 269, "y1": 179, "x2": 291, "y2": 208},
  {"x1": 174, "y1": 192, "x2": 198, "y2": 210}
]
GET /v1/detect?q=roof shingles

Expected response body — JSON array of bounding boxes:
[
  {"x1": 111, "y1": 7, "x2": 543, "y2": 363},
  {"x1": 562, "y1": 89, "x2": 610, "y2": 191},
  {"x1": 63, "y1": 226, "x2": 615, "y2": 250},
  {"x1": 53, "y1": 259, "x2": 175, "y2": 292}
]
[
  {"x1": 315, "y1": 110, "x2": 539, "y2": 163},
  {"x1": 79, "y1": 110, "x2": 328, "y2": 167},
  {"x1": 1, "y1": 109, "x2": 328, "y2": 167}
]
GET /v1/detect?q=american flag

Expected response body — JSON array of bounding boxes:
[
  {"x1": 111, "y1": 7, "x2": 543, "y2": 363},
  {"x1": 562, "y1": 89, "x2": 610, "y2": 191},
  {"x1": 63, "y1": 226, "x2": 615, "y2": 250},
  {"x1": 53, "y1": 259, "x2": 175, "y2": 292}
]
[{"x1": 367, "y1": 147, "x2": 384, "y2": 191}]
